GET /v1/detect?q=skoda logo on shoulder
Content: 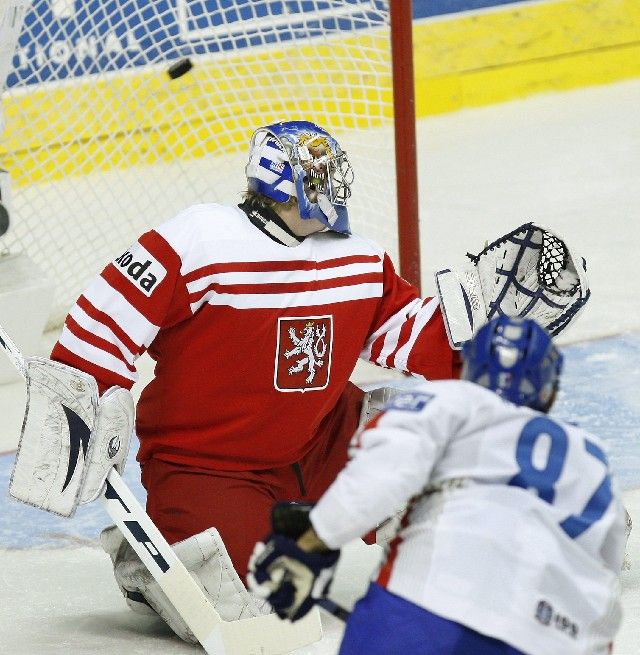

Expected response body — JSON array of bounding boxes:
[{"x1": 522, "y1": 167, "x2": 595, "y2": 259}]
[{"x1": 113, "y1": 242, "x2": 167, "y2": 297}]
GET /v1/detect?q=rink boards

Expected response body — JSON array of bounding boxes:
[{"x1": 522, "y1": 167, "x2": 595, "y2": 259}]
[{"x1": 413, "y1": 0, "x2": 640, "y2": 114}]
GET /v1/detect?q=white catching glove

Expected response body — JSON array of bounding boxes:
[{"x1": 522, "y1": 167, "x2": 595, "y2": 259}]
[{"x1": 435, "y1": 222, "x2": 590, "y2": 348}]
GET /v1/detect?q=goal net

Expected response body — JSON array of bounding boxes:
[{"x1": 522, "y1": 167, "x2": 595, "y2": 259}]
[{"x1": 1, "y1": 1, "x2": 401, "y2": 329}]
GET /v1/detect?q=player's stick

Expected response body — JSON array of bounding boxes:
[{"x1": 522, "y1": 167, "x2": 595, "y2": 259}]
[
  {"x1": 317, "y1": 598, "x2": 351, "y2": 622},
  {"x1": 0, "y1": 322, "x2": 322, "y2": 655}
]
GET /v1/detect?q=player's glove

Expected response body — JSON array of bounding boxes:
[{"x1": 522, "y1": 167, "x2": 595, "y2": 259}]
[
  {"x1": 435, "y1": 222, "x2": 590, "y2": 348},
  {"x1": 246, "y1": 502, "x2": 340, "y2": 622},
  {"x1": 247, "y1": 534, "x2": 339, "y2": 621}
]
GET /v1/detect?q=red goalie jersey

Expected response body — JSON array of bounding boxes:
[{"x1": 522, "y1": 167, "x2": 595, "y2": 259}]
[{"x1": 52, "y1": 204, "x2": 456, "y2": 471}]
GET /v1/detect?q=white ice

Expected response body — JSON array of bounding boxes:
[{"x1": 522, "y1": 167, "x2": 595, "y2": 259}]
[{"x1": 1, "y1": 77, "x2": 640, "y2": 654}]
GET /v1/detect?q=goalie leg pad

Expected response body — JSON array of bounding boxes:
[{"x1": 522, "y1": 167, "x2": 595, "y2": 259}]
[{"x1": 101, "y1": 525, "x2": 270, "y2": 644}]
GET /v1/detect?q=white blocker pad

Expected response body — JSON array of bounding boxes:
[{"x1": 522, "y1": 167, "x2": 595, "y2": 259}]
[
  {"x1": 102, "y1": 525, "x2": 270, "y2": 645},
  {"x1": 80, "y1": 386, "x2": 134, "y2": 503},
  {"x1": 435, "y1": 222, "x2": 590, "y2": 348},
  {"x1": 9, "y1": 357, "x2": 133, "y2": 516}
]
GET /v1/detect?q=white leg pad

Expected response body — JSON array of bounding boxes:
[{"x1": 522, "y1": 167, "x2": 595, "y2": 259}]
[{"x1": 102, "y1": 525, "x2": 270, "y2": 644}]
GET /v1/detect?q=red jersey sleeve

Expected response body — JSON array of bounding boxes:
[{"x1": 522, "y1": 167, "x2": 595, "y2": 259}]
[
  {"x1": 51, "y1": 230, "x2": 191, "y2": 392},
  {"x1": 360, "y1": 253, "x2": 461, "y2": 380}
]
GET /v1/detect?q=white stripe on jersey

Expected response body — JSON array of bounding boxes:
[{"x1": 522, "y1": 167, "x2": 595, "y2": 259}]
[
  {"x1": 360, "y1": 297, "x2": 423, "y2": 364},
  {"x1": 69, "y1": 303, "x2": 136, "y2": 365},
  {"x1": 84, "y1": 277, "x2": 160, "y2": 349},
  {"x1": 185, "y1": 260, "x2": 383, "y2": 294},
  {"x1": 192, "y1": 282, "x2": 383, "y2": 313},
  {"x1": 57, "y1": 326, "x2": 137, "y2": 384},
  {"x1": 392, "y1": 297, "x2": 440, "y2": 371},
  {"x1": 156, "y1": 205, "x2": 387, "y2": 279}
]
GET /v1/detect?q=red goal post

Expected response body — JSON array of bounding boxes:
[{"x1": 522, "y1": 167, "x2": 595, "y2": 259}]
[
  {"x1": 0, "y1": 0, "x2": 420, "y2": 330},
  {"x1": 390, "y1": 0, "x2": 420, "y2": 291}
]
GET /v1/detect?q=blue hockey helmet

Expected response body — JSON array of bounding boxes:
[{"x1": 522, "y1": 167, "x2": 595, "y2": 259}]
[
  {"x1": 245, "y1": 120, "x2": 354, "y2": 234},
  {"x1": 461, "y1": 316, "x2": 563, "y2": 411}
]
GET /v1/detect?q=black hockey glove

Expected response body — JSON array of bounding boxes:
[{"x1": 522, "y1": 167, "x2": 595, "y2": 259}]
[
  {"x1": 247, "y1": 533, "x2": 339, "y2": 621},
  {"x1": 246, "y1": 502, "x2": 340, "y2": 622}
]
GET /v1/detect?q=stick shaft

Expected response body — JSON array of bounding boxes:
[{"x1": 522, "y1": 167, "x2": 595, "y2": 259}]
[
  {"x1": 318, "y1": 597, "x2": 351, "y2": 622},
  {"x1": 0, "y1": 322, "x2": 27, "y2": 378}
]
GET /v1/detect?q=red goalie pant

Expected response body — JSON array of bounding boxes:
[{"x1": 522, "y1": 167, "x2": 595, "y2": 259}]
[{"x1": 141, "y1": 382, "x2": 365, "y2": 578}]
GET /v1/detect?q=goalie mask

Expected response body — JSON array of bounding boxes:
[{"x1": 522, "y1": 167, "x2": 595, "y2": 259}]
[
  {"x1": 462, "y1": 316, "x2": 563, "y2": 411},
  {"x1": 245, "y1": 120, "x2": 354, "y2": 234}
]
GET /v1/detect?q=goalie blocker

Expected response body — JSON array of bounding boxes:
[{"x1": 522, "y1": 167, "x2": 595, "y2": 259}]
[
  {"x1": 9, "y1": 356, "x2": 133, "y2": 517},
  {"x1": 436, "y1": 223, "x2": 590, "y2": 348}
]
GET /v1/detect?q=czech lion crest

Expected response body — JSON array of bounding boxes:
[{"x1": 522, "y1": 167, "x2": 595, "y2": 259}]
[{"x1": 274, "y1": 316, "x2": 333, "y2": 392}]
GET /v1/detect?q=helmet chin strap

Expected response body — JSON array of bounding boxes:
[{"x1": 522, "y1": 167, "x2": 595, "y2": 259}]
[{"x1": 293, "y1": 164, "x2": 338, "y2": 228}]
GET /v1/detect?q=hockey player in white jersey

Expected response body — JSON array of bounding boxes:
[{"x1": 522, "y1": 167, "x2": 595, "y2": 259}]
[{"x1": 248, "y1": 316, "x2": 626, "y2": 655}]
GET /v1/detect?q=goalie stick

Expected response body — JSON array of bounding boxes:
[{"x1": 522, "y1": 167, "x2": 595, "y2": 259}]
[{"x1": 0, "y1": 322, "x2": 322, "y2": 655}]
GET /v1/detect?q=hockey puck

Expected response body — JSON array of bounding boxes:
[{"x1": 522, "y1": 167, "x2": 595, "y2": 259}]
[
  {"x1": 0, "y1": 203, "x2": 9, "y2": 237},
  {"x1": 167, "y1": 58, "x2": 193, "y2": 80}
]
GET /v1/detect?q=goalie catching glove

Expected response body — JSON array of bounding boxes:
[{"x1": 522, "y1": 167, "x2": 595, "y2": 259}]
[
  {"x1": 435, "y1": 222, "x2": 590, "y2": 348},
  {"x1": 247, "y1": 502, "x2": 340, "y2": 622}
]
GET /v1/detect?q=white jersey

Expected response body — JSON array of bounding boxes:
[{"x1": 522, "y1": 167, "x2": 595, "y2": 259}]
[{"x1": 310, "y1": 380, "x2": 626, "y2": 655}]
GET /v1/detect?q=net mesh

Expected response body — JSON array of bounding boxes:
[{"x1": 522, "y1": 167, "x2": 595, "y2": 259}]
[
  {"x1": 0, "y1": 0, "x2": 396, "y2": 329},
  {"x1": 538, "y1": 231, "x2": 576, "y2": 296}
]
